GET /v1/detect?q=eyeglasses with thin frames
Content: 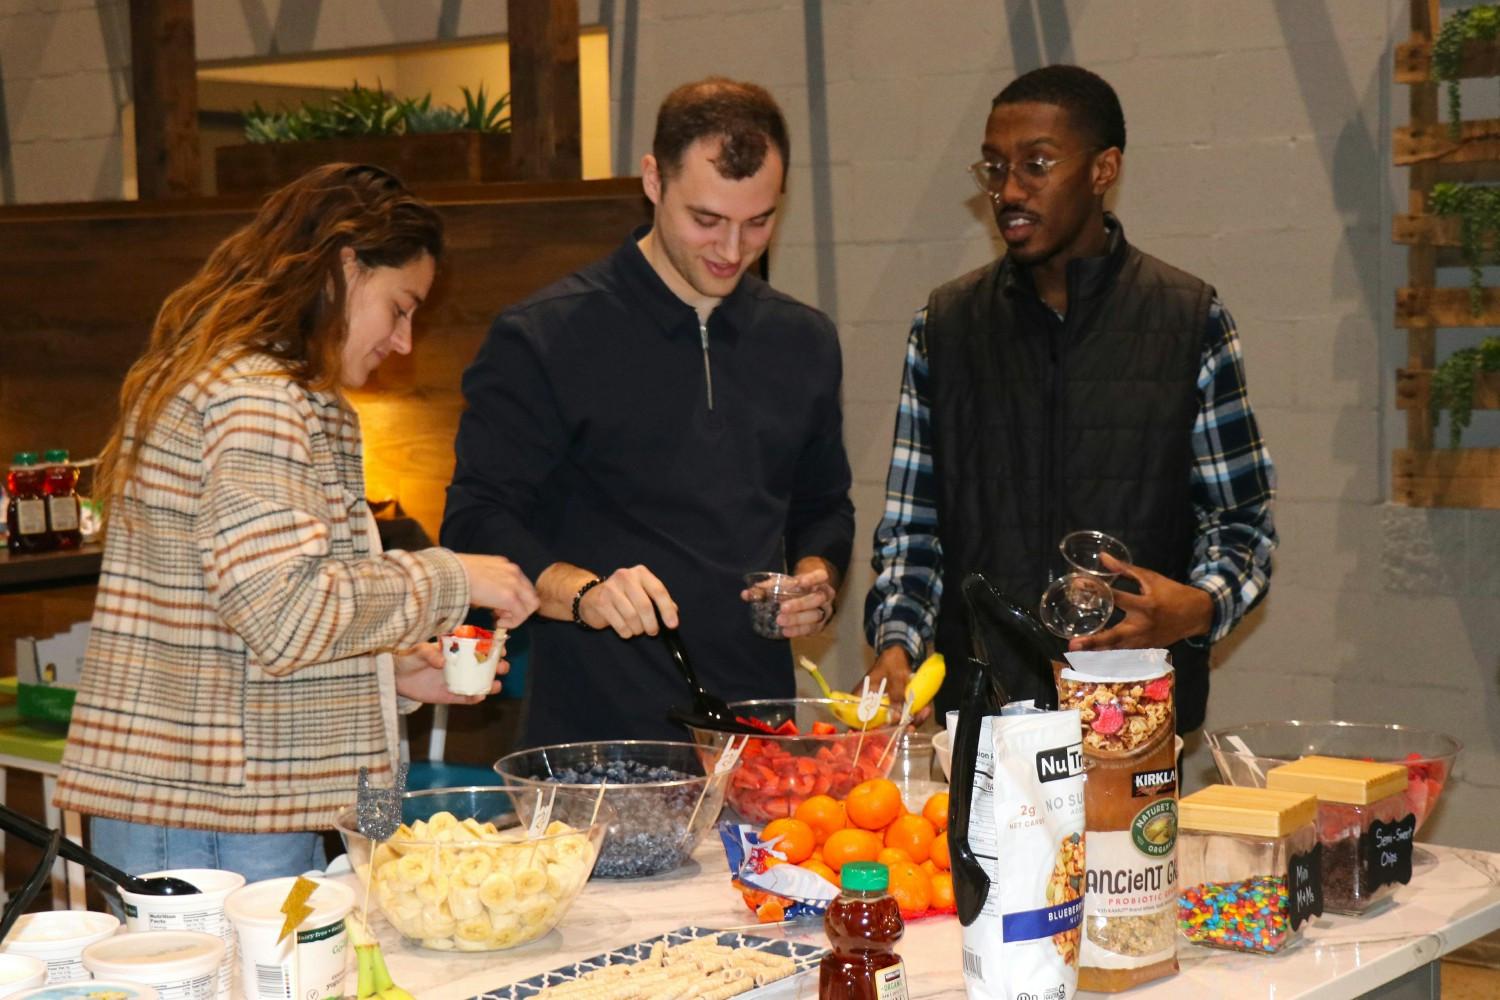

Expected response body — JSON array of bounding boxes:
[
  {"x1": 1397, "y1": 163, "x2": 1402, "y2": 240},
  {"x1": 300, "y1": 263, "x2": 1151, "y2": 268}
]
[{"x1": 968, "y1": 148, "x2": 1101, "y2": 200}]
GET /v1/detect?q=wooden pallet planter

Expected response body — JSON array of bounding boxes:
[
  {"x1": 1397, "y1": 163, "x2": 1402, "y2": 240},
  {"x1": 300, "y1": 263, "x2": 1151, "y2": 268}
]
[
  {"x1": 1392, "y1": 0, "x2": 1500, "y2": 509},
  {"x1": 215, "y1": 131, "x2": 514, "y2": 195}
]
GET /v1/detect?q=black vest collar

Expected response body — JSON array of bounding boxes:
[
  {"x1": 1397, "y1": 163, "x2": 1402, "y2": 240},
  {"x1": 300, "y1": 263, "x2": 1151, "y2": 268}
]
[{"x1": 998, "y1": 213, "x2": 1129, "y2": 315}]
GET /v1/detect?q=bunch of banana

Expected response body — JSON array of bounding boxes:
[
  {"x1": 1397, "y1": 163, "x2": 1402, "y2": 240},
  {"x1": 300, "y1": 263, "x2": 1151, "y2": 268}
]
[
  {"x1": 347, "y1": 914, "x2": 416, "y2": 1000},
  {"x1": 798, "y1": 653, "x2": 946, "y2": 728}
]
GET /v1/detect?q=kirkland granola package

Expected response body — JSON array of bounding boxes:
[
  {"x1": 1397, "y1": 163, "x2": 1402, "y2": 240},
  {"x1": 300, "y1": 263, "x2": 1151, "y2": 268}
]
[{"x1": 1058, "y1": 649, "x2": 1179, "y2": 992}]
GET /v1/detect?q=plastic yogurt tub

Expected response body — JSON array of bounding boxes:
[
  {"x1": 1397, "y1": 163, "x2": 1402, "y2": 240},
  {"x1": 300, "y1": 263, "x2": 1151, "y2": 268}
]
[
  {"x1": 0, "y1": 954, "x2": 46, "y2": 998},
  {"x1": 82, "y1": 930, "x2": 223, "y2": 1000},
  {"x1": 0, "y1": 911, "x2": 119, "y2": 984},
  {"x1": 14, "y1": 981, "x2": 159, "y2": 999},
  {"x1": 119, "y1": 869, "x2": 244, "y2": 1000},
  {"x1": 224, "y1": 876, "x2": 354, "y2": 1000}
]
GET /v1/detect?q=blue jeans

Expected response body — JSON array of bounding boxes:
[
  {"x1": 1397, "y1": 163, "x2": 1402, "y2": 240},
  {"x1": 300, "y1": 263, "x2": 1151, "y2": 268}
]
[{"x1": 89, "y1": 817, "x2": 328, "y2": 884}]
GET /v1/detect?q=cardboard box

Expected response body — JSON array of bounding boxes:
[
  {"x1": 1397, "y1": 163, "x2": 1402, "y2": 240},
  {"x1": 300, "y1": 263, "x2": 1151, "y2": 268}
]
[{"x1": 14, "y1": 620, "x2": 87, "y2": 725}]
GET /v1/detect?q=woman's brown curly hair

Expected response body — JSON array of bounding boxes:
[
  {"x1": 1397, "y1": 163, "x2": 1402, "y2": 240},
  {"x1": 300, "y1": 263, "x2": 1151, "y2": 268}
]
[{"x1": 95, "y1": 163, "x2": 443, "y2": 512}]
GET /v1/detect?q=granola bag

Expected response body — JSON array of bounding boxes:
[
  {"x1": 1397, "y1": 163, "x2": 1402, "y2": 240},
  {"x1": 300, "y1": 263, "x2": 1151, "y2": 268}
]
[
  {"x1": 1057, "y1": 649, "x2": 1178, "y2": 991},
  {"x1": 954, "y1": 704, "x2": 1086, "y2": 1000}
]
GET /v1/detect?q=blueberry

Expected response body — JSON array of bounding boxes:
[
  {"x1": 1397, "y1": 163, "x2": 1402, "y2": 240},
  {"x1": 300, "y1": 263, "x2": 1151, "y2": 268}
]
[{"x1": 539, "y1": 756, "x2": 705, "y2": 878}]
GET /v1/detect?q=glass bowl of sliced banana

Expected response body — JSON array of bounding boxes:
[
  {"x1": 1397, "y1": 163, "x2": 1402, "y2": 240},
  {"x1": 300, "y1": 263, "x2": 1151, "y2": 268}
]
[{"x1": 334, "y1": 786, "x2": 614, "y2": 951}]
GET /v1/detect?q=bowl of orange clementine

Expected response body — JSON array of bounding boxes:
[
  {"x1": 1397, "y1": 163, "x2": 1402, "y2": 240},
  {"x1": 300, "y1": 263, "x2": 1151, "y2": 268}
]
[{"x1": 740, "y1": 777, "x2": 955, "y2": 920}]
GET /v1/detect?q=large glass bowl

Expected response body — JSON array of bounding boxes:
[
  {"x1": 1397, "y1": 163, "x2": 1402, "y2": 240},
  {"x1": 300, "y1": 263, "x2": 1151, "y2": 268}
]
[
  {"x1": 493, "y1": 740, "x2": 735, "y2": 879},
  {"x1": 1204, "y1": 721, "x2": 1461, "y2": 832},
  {"x1": 683, "y1": 697, "x2": 904, "y2": 824},
  {"x1": 334, "y1": 786, "x2": 611, "y2": 951}
]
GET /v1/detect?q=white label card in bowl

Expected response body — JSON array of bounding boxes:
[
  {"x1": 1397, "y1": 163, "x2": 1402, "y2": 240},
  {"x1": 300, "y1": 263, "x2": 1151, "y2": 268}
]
[
  {"x1": 715, "y1": 735, "x2": 749, "y2": 775},
  {"x1": 527, "y1": 787, "x2": 556, "y2": 838},
  {"x1": 857, "y1": 678, "x2": 887, "y2": 725}
]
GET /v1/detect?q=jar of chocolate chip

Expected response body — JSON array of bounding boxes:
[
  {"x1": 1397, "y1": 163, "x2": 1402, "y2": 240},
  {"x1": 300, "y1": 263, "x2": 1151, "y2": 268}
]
[
  {"x1": 1177, "y1": 786, "x2": 1322, "y2": 954},
  {"x1": 1266, "y1": 755, "x2": 1414, "y2": 915}
]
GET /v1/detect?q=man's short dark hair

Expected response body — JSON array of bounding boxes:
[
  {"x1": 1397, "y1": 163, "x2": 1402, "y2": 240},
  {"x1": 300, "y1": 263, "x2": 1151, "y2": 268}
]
[
  {"x1": 653, "y1": 77, "x2": 790, "y2": 182},
  {"x1": 993, "y1": 65, "x2": 1126, "y2": 153}
]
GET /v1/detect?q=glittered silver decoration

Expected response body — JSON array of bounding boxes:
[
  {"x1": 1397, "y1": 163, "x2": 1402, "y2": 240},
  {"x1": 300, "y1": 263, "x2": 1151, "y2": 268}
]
[{"x1": 356, "y1": 763, "x2": 407, "y2": 840}]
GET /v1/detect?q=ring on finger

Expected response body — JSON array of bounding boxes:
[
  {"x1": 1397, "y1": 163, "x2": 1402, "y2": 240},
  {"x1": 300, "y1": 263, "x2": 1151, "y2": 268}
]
[{"x1": 815, "y1": 605, "x2": 829, "y2": 623}]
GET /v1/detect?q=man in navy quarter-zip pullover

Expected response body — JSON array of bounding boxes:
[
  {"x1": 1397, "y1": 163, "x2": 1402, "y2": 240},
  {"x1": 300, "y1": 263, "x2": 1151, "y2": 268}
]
[{"x1": 443, "y1": 78, "x2": 854, "y2": 746}]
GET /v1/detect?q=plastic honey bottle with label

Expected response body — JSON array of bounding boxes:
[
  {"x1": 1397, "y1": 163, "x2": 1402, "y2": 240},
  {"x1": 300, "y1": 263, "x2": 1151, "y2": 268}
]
[
  {"x1": 6, "y1": 452, "x2": 51, "y2": 553},
  {"x1": 820, "y1": 862, "x2": 909, "y2": 1000},
  {"x1": 42, "y1": 449, "x2": 82, "y2": 550}
]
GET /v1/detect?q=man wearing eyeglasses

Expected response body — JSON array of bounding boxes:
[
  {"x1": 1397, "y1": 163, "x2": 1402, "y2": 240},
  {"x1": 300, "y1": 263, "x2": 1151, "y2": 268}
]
[{"x1": 862, "y1": 65, "x2": 1277, "y2": 733}]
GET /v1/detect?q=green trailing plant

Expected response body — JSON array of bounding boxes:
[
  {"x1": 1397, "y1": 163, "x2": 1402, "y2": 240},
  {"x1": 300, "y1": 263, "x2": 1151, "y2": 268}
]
[
  {"x1": 1430, "y1": 336, "x2": 1500, "y2": 448},
  {"x1": 1431, "y1": 5, "x2": 1500, "y2": 140},
  {"x1": 1429, "y1": 181, "x2": 1500, "y2": 315},
  {"x1": 241, "y1": 81, "x2": 511, "y2": 143}
]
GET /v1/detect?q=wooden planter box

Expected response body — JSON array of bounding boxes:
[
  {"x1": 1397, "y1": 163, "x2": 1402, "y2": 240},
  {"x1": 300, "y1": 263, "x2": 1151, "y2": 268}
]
[{"x1": 216, "y1": 131, "x2": 513, "y2": 194}]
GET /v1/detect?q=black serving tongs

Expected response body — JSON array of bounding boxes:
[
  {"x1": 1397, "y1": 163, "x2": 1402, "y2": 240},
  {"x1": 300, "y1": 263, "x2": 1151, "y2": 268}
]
[
  {"x1": 659, "y1": 616, "x2": 763, "y2": 737},
  {"x1": 0, "y1": 802, "x2": 200, "y2": 896},
  {"x1": 947, "y1": 573, "x2": 1068, "y2": 926},
  {"x1": 0, "y1": 826, "x2": 60, "y2": 943}
]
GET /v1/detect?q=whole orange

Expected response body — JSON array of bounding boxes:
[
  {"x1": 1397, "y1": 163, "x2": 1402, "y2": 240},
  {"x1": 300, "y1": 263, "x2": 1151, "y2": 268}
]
[
  {"x1": 930, "y1": 830, "x2": 950, "y2": 870},
  {"x1": 799, "y1": 858, "x2": 839, "y2": 884},
  {"x1": 887, "y1": 860, "x2": 934, "y2": 913},
  {"x1": 793, "y1": 794, "x2": 848, "y2": 845},
  {"x1": 930, "y1": 871, "x2": 955, "y2": 910},
  {"x1": 822, "y1": 827, "x2": 883, "y2": 872},
  {"x1": 845, "y1": 779, "x2": 902, "y2": 831},
  {"x1": 922, "y1": 791, "x2": 950, "y2": 831},
  {"x1": 876, "y1": 847, "x2": 912, "y2": 869},
  {"x1": 883, "y1": 814, "x2": 937, "y2": 864},
  {"x1": 760, "y1": 818, "x2": 815, "y2": 864}
]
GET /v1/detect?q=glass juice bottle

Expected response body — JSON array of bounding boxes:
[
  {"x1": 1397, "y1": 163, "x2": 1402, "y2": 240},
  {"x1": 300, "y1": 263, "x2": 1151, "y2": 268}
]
[
  {"x1": 6, "y1": 452, "x2": 51, "y2": 553},
  {"x1": 43, "y1": 449, "x2": 82, "y2": 550},
  {"x1": 820, "y1": 861, "x2": 909, "y2": 1000}
]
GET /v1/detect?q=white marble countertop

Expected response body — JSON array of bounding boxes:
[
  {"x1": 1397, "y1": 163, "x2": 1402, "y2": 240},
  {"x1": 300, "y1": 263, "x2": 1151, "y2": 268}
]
[{"x1": 355, "y1": 841, "x2": 1500, "y2": 1000}]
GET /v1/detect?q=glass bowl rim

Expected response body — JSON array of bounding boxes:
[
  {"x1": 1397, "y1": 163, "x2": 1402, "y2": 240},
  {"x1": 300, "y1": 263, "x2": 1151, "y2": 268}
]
[
  {"x1": 493, "y1": 739, "x2": 735, "y2": 790},
  {"x1": 1204, "y1": 719, "x2": 1463, "y2": 762},
  {"x1": 331, "y1": 783, "x2": 616, "y2": 846},
  {"x1": 706, "y1": 696, "x2": 907, "y2": 739}
]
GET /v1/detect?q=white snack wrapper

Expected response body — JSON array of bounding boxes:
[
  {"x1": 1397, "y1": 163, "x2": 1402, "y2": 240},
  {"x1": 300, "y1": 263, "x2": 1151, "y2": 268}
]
[{"x1": 961, "y1": 707, "x2": 1086, "y2": 1000}]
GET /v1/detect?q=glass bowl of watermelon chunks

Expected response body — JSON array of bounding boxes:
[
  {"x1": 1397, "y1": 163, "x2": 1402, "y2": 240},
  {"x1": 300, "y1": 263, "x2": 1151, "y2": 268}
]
[
  {"x1": 1205, "y1": 720, "x2": 1461, "y2": 833},
  {"x1": 683, "y1": 697, "x2": 905, "y2": 825}
]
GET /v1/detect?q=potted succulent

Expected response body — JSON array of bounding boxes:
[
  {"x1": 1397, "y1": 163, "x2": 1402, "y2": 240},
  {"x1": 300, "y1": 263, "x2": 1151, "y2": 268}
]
[
  {"x1": 1431, "y1": 336, "x2": 1500, "y2": 449},
  {"x1": 216, "y1": 83, "x2": 513, "y2": 193}
]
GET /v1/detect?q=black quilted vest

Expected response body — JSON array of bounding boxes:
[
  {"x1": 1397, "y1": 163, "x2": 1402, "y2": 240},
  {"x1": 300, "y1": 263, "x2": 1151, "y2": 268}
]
[{"x1": 925, "y1": 219, "x2": 1215, "y2": 732}]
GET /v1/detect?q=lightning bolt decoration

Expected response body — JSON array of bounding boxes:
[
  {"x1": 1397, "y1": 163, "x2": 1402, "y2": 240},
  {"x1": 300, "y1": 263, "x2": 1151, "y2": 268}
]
[{"x1": 277, "y1": 875, "x2": 319, "y2": 944}]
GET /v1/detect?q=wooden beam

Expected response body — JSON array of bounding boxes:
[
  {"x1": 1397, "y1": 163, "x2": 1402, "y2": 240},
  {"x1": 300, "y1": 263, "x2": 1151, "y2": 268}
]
[
  {"x1": 507, "y1": 0, "x2": 583, "y2": 182},
  {"x1": 1396, "y1": 369, "x2": 1500, "y2": 410},
  {"x1": 1393, "y1": 447, "x2": 1500, "y2": 508},
  {"x1": 1395, "y1": 286, "x2": 1500, "y2": 327},
  {"x1": 1395, "y1": 39, "x2": 1500, "y2": 82},
  {"x1": 129, "y1": 0, "x2": 201, "y2": 198}
]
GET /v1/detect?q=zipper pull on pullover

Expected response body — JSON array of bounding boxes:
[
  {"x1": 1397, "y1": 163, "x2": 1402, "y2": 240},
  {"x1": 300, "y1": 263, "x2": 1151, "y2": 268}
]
[{"x1": 700, "y1": 318, "x2": 715, "y2": 411}]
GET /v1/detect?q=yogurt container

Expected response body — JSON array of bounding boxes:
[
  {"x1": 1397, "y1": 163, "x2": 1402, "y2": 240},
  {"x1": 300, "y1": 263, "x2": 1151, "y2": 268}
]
[
  {"x1": 82, "y1": 931, "x2": 222, "y2": 1000},
  {"x1": 224, "y1": 877, "x2": 354, "y2": 1000},
  {"x1": 119, "y1": 869, "x2": 243, "y2": 1000},
  {"x1": 0, "y1": 955, "x2": 46, "y2": 997},
  {"x1": 0, "y1": 912, "x2": 119, "y2": 984},
  {"x1": 14, "y1": 981, "x2": 159, "y2": 999}
]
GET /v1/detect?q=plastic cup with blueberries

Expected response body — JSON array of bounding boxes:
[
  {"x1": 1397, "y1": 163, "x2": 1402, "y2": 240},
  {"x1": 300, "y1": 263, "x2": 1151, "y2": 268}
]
[{"x1": 743, "y1": 572, "x2": 807, "y2": 639}]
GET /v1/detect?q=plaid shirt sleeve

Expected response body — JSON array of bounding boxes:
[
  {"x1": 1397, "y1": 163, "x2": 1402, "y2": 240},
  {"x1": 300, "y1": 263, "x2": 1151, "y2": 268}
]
[
  {"x1": 864, "y1": 308, "x2": 942, "y2": 662},
  {"x1": 1188, "y1": 298, "x2": 1278, "y2": 643}
]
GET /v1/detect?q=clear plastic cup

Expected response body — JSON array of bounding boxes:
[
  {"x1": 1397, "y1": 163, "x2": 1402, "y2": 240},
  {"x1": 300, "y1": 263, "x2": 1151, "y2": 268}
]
[
  {"x1": 441, "y1": 630, "x2": 506, "y2": 696},
  {"x1": 1059, "y1": 530, "x2": 1132, "y2": 581},
  {"x1": 743, "y1": 572, "x2": 806, "y2": 639}
]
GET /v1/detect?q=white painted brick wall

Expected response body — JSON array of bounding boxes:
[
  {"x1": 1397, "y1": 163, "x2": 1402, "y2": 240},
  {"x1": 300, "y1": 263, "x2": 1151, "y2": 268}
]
[{"x1": 2, "y1": 0, "x2": 1496, "y2": 849}]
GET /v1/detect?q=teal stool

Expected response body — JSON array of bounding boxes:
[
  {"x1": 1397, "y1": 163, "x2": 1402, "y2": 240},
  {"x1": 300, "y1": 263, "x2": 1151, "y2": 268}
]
[{"x1": 405, "y1": 626, "x2": 528, "y2": 792}]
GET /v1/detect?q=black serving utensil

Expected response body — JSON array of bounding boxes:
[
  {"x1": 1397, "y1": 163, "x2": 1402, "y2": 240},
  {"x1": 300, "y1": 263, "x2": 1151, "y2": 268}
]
[
  {"x1": 0, "y1": 826, "x2": 60, "y2": 944},
  {"x1": 962, "y1": 573, "x2": 1064, "y2": 711},
  {"x1": 0, "y1": 802, "x2": 200, "y2": 896},
  {"x1": 658, "y1": 619, "x2": 764, "y2": 736}
]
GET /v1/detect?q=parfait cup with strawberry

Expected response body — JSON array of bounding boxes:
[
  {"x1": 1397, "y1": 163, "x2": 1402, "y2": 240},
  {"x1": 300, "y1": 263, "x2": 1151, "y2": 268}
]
[{"x1": 442, "y1": 624, "x2": 507, "y2": 696}]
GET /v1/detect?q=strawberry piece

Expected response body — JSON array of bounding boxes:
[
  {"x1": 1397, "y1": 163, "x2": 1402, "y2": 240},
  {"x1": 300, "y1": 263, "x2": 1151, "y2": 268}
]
[
  {"x1": 773, "y1": 718, "x2": 800, "y2": 736},
  {"x1": 738, "y1": 716, "x2": 779, "y2": 734},
  {"x1": 1142, "y1": 678, "x2": 1171, "y2": 701},
  {"x1": 1092, "y1": 702, "x2": 1125, "y2": 735},
  {"x1": 451, "y1": 624, "x2": 494, "y2": 640},
  {"x1": 811, "y1": 721, "x2": 837, "y2": 735}
]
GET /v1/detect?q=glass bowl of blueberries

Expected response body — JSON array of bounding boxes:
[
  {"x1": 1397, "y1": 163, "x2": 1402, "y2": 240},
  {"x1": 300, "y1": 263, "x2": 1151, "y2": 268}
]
[{"x1": 493, "y1": 740, "x2": 738, "y2": 878}]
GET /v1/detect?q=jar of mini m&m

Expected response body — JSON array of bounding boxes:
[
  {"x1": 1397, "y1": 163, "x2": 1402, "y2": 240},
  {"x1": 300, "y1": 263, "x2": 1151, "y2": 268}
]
[
  {"x1": 1267, "y1": 756, "x2": 1413, "y2": 915},
  {"x1": 1177, "y1": 785, "x2": 1322, "y2": 954}
]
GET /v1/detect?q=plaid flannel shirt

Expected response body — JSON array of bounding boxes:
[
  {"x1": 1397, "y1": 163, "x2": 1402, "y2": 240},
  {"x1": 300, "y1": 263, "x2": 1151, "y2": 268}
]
[{"x1": 865, "y1": 297, "x2": 1277, "y2": 662}]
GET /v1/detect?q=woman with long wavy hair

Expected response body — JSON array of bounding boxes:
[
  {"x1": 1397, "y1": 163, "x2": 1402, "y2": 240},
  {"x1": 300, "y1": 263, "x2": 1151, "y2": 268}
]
[{"x1": 56, "y1": 163, "x2": 538, "y2": 879}]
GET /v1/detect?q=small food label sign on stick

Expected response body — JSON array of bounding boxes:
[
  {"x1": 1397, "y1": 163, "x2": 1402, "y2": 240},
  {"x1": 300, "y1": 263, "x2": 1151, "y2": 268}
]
[{"x1": 851, "y1": 678, "x2": 887, "y2": 769}]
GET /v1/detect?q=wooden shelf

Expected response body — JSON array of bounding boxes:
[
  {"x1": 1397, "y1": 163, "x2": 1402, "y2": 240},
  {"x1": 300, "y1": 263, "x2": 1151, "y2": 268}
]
[
  {"x1": 1395, "y1": 116, "x2": 1500, "y2": 165},
  {"x1": 0, "y1": 543, "x2": 102, "y2": 591},
  {"x1": 1394, "y1": 447, "x2": 1500, "y2": 506},
  {"x1": 1395, "y1": 286, "x2": 1500, "y2": 327},
  {"x1": 1395, "y1": 38, "x2": 1500, "y2": 82},
  {"x1": 1396, "y1": 369, "x2": 1500, "y2": 410}
]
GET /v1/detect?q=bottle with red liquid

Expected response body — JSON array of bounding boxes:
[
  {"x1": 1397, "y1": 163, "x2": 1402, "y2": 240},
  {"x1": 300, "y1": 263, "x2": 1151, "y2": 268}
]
[
  {"x1": 820, "y1": 861, "x2": 909, "y2": 1000},
  {"x1": 42, "y1": 449, "x2": 82, "y2": 550},
  {"x1": 6, "y1": 452, "x2": 52, "y2": 554}
]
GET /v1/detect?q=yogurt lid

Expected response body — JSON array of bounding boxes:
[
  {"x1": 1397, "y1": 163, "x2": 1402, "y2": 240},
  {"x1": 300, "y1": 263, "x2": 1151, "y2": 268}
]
[
  {"x1": 83, "y1": 930, "x2": 223, "y2": 969},
  {"x1": 14, "y1": 981, "x2": 160, "y2": 999},
  {"x1": 3, "y1": 911, "x2": 119, "y2": 944},
  {"x1": 224, "y1": 876, "x2": 354, "y2": 928},
  {"x1": 0, "y1": 952, "x2": 45, "y2": 984}
]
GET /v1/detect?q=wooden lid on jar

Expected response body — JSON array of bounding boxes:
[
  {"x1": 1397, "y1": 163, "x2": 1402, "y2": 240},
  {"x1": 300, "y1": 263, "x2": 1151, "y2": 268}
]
[
  {"x1": 1178, "y1": 785, "x2": 1318, "y2": 837},
  {"x1": 1264, "y1": 755, "x2": 1408, "y2": 805}
]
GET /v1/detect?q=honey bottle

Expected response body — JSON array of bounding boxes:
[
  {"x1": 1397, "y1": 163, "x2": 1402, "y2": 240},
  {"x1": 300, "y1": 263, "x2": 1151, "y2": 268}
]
[
  {"x1": 820, "y1": 861, "x2": 909, "y2": 1000},
  {"x1": 42, "y1": 449, "x2": 82, "y2": 550},
  {"x1": 6, "y1": 452, "x2": 51, "y2": 553}
]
